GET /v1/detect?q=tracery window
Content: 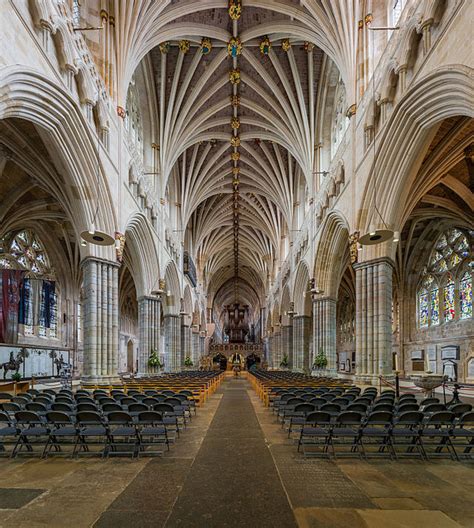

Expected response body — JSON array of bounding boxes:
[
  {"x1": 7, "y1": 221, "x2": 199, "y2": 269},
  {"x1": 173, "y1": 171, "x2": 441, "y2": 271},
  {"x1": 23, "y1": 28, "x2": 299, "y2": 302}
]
[
  {"x1": 417, "y1": 227, "x2": 472, "y2": 328},
  {"x1": 125, "y1": 81, "x2": 143, "y2": 152},
  {"x1": 331, "y1": 77, "x2": 349, "y2": 158},
  {"x1": 460, "y1": 270, "x2": 473, "y2": 319},
  {"x1": 71, "y1": 0, "x2": 81, "y2": 26},
  {"x1": 0, "y1": 230, "x2": 58, "y2": 340}
]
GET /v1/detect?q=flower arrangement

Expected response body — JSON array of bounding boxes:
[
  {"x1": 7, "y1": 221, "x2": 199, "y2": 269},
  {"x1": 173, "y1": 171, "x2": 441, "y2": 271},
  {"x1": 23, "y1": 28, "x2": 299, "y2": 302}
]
[
  {"x1": 313, "y1": 348, "x2": 328, "y2": 369},
  {"x1": 148, "y1": 349, "x2": 164, "y2": 369},
  {"x1": 280, "y1": 354, "x2": 289, "y2": 368},
  {"x1": 184, "y1": 356, "x2": 194, "y2": 368}
]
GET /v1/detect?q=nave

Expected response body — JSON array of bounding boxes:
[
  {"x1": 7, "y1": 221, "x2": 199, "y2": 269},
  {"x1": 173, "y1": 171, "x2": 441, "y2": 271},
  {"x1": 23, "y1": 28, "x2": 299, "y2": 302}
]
[{"x1": 0, "y1": 374, "x2": 473, "y2": 528}]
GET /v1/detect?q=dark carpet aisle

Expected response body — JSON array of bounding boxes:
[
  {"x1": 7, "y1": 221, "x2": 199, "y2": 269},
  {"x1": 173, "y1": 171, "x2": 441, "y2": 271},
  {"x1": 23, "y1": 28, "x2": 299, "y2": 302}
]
[{"x1": 165, "y1": 379, "x2": 297, "y2": 528}]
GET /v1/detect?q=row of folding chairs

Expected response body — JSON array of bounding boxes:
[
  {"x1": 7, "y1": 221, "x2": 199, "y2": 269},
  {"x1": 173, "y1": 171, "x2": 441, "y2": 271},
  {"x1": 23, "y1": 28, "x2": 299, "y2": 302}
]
[
  {"x1": 297, "y1": 409, "x2": 474, "y2": 461},
  {"x1": 0, "y1": 408, "x2": 181, "y2": 459}
]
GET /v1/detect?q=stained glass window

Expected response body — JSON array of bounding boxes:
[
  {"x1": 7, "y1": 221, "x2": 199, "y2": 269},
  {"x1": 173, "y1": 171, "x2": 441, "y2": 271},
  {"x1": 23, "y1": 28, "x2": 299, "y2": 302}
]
[
  {"x1": 430, "y1": 288, "x2": 439, "y2": 325},
  {"x1": 444, "y1": 277, "x2": 455, "y2": 322},
  {"x1": 0, "y1": 230, "x2": 58, "y2": 339},
  {"x1": 460, "y1": 271, "x2": 472, "y2": 320},
  {"x1": 419, "y1": 291, "x2": 429, "y2": 328}
]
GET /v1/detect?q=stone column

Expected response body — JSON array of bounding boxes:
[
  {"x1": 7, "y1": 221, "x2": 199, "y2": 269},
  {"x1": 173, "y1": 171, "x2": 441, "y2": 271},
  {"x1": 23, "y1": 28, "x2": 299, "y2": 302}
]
[
  {"x1": 281, "y1": 323, "x2": 293, "y2": 369},
  {"x1": 355, "y1": 258, "x2": 393, "y2": 383},
  {"x1": 138, "y1": 296, "x2": 161, "y2": 374},
  {"x1": 82, "y1": 258, "x2": 119, "y2": 382},
  {"x1": 192, "y1": 330, "x2": 200, "y2": 366},
  {"x1": 163, "y1": 314, "x2": 181, "y2": 372},
  {"x1": 273, "y1": 331, "x2": 282, "y2": 369},
  {"x1": 199, "y1": 335, "x2": 206, "y2": 358},
  {"x1": 267, "y1": 336, "x2": 273, "y2": 368},
  {"x1": 313, "y1": 297, "x2": 337, "y2": 374},
  {"x1": 181, "y1": 323, "x2": 192, "y2": 367},
  {"x1": 293, "y1": 315, "x2": 311, "y2": 372}
]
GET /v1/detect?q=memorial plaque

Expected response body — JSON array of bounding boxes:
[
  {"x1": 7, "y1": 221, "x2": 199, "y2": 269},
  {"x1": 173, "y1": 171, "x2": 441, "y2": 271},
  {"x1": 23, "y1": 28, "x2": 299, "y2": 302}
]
[{"x1": 441, "y1": 345, "x2": 459, "y2": 360}]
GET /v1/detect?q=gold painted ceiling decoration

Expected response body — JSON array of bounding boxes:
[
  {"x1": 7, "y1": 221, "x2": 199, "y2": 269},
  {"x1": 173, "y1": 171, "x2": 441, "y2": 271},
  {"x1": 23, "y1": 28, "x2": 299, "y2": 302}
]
[
  {"x1": 200, "y1": 37, "x2": 212, "y2": 55},
  {"x1": 230, "y1": 95, "x2": 240, "y2": 107},
  {"x1": 231, "y1": 152, "x2": 240, "y2": 161},
  {"x1": 229, "y1": 69, "x2": 241, "y2": 85},
  {"x1": 178, "y1": 40, "x2": 190, "y2": 54},
  {"x1": 228, "y1": 0, "x2": 242, "y2": 21},
  {"x1": 281, "y1": 39, "x2": 291, "y2": 52},
  {"x1": 230, "y1": 136, "x2": 240, "y2": 147},
  {"x1": 227, "y1": 37, "x2": 242, "y2": 58},
  {"x1": 260, "y1": 36, "x2": 272, "y2": 56},
  {"x1": 231, "y1": 117, "x2": 240, "y2": 130},
  {"x1": 159, "y1": 42, "x2": 170, "y2": 54}
]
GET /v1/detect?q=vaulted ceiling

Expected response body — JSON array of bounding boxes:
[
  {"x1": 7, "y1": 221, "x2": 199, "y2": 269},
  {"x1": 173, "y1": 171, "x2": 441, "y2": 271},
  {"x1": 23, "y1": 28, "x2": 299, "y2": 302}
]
[{"x1": 141, "y1": 1, "x2": 331, "y2": 317}]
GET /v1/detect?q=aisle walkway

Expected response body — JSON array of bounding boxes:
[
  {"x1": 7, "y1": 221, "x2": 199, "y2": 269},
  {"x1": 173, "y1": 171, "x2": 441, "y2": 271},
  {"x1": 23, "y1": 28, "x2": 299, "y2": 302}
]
[{"x1": 164, "y1": 378, "x2": 297, "y2": 527}]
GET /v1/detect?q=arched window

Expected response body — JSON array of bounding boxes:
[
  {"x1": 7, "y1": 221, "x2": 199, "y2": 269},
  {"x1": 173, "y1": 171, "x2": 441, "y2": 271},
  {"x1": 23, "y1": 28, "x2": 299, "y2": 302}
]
[
  {"x1": 443, "y1": 275, "x2": 455, "y2": 322},
  {"x1": 331, "y1": 77, "x2": 349, "y2": 158},
  {"x1": 125, "y1": 80, "x2": 143, "y2": 153},
  {"x1": 0, "y1": 230, "x2": 58, "y2": 340},
  {"x1": 417, "y1": 227, "x2": 472, "y2": 328},
  {"x1": 460, "y1": 270, "x2": 473, "y2": 320}
]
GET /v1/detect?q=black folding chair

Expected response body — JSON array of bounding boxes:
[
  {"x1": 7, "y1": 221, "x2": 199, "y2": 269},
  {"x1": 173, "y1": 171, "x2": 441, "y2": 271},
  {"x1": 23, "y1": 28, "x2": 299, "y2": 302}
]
[
  {"x1": 450, "y1": 411, "x2": 474, "y2": 460},
  {"x1": 449, "y1": 403, "x2": 472, "y2": 418},
  {"x1": 74, "y1": 411, "x2": 109, "y2": 457},
  {"x1": 106, "y1": 411, "x2": 138, "y2": 458},
  {"x1": 298, "y1": 411, "x2": 332, "y2": 457},
  {"x1": 391, "y1": 411, "x2": 424, "y2": 459},
  {"x1": 360, "y1": 411, "x2": 393, "y2": 458},
  {"x1": 0, "y1": 411, "x2": 19, "y2": 457},
  {"x1": 12, "y1": 411, "x2": 50, "y2": 457},
  {"x1": 330, "y1": 411, "x2": 364, "y2": 458},
  {"x1": 287, "y1": 403, "x2": 316, "y2": 438},
  {"x1": 136, "y1": 411, "x2": 169, "y2": 456},
  {"x1": 44, "y1": 411, "x2": 78, "y2": 457},
  {"x1": 154, "y1": 403, "x2": 179, "y2": 439},
  {"x1": 419, "y1": 411, "x2": 456, "y2": 460}
]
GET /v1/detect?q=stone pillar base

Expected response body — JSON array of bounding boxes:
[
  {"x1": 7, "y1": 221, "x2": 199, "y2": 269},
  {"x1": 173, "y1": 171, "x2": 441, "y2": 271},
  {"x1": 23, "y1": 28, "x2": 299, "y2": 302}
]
[
  {"x1": 81, "y1": 375, "x2": 122, "y2": 386},
  {"x1": 355, "y1": 374, "x2": 395, "y2": 386}
]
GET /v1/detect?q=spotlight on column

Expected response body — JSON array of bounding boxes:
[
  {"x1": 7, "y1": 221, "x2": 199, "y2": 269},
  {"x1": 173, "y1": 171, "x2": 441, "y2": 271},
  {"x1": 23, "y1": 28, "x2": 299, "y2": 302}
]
[{"x1": 393, "y1": 230, "x2": 400, "y2": 243}]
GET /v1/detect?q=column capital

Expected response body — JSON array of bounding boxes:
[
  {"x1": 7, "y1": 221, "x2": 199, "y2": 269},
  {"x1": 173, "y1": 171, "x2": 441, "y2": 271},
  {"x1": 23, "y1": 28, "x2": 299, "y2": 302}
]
[
  {"x1": 80, "y1": 256, "x2": 121, "y2": 269},
  {"x1": 353, "y1": 256, "x2": 395, "y2": 271},
  {"x1": 138, "y1": 295, "x2": 162, "y2": 303},
  {"x1": 312, "y1": 296, "x2": 337, "y2": 305}
]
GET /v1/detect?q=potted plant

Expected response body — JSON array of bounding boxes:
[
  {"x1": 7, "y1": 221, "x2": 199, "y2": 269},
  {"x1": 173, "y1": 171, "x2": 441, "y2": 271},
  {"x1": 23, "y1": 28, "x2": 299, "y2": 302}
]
[
  {"x1": 280, "y1": 354, "x2": 289, "y2": 370},
  {"x1": 184, "y1": 356, "x2": 194, "y2": 370},
  {"x1": 313, "y1": 348, "x2": 328, "y2": 371},
  {"x1": 11, "y1": 372, "x2": 22, "y2": 382},
  {"x1": 148, "y1": 349, "x2": 164, "y2": 373}
]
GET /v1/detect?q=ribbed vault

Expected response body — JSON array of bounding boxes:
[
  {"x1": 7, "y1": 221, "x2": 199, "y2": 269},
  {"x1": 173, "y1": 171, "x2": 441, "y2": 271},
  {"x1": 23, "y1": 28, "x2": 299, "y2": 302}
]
[{"x1": 132, "y1": 1, "x2": 343, "y2": 330}]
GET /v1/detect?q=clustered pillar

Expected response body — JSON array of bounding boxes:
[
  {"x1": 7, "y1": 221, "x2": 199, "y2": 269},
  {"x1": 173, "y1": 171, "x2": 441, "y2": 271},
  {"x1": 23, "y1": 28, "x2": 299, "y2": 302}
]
[
  {"x1": 273, "y1": 330, "x2": 282, "y2": 369},
  {"x1": 293, "y1": 315, "x2": 311, "y2": 371},
  {"x1": 192, "y1": 330, "x2": 200, "y2": 366},
  {"x1": 82, "y1": 258, "x2": 119, "y2": 382},
  {"x1": 355, "y1": 258, "x2": 393, "y2": 382},
  {"x1": 281, "y1": 323, "x2": 293, "y2": 369},
  {"x1": 163, "y1": 314, "x2": 181, "y2": 372},
  {"x1": 138, "y1": 296, "x2": 161, "y2": 374},
  {"x1": 313, "y1": 297, "x2": 337, "y2": 374},
  {"x1": 181, "y1": 322, "x2": 192, "y2": 366}
]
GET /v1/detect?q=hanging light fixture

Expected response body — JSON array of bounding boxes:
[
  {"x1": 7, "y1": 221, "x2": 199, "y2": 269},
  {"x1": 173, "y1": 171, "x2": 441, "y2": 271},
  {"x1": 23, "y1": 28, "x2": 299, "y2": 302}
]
[{"x1": 359, "y1": 21, "x2": 395, "y2": 246}]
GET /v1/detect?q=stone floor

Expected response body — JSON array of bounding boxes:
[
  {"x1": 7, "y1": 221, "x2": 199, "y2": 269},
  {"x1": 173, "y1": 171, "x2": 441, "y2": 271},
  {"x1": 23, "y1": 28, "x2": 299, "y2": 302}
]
[{"x1": 0, "y1": 378, "x2": 473, "y2": 527}]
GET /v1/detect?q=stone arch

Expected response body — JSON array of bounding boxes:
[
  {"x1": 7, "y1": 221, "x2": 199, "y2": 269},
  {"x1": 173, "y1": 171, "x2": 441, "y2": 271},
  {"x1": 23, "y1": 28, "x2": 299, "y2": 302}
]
[
  {"x1": 0, "y1": 66, "x2": 117, "y2": 244},
  {"x1": 314, "y1": 212, "x2": 351, "y2": 299},
  {"x1": 183, "y1": 284, "x2": 194, "y2": 326},
  {"x1": 358, "y1": 66, "x2": 474, "y2": 237},
  {"x1": 163, "y1": 260, "x2": 181, "y2": 315},
  {"x1": 124, "y1": 213, "x2": 160, "y2": 298},
  {"x1": 293, "y1": 261, "x2": 312, "y2": 317}
]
